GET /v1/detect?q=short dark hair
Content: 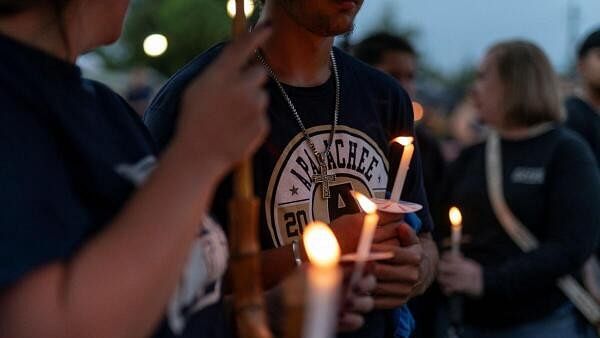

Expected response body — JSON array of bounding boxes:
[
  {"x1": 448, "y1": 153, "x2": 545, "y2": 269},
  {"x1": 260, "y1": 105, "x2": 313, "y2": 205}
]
[
  {"x1": 353, "y1": 32, "x2": 415, "y2": 66},
  {"x1": 578, "y1": 27, "x2": 600, "y2": 60}
]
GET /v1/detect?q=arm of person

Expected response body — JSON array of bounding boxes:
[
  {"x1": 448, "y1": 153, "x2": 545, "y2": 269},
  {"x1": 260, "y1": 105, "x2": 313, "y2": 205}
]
[
  {"x1": 0, "y1": 143, "x2": 225, "y2": 338},
  {"x1": 439, "y1": 137, "x2": 600, "y2": 300},
  {"x1": 0, "y1": 27, "x2": 271, "y2": 338},
  {"x1": 259, "y1": 213, "x2": 402, "y2": 290}
]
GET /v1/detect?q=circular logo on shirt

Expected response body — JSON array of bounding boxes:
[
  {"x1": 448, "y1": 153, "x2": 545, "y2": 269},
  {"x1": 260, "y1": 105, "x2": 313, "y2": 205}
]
[{"x1": 265, "y1": 125, "x2": 389, "y2": 247}]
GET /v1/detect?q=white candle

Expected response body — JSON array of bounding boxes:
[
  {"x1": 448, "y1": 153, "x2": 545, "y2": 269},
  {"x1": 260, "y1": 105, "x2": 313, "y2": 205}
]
[
  {"x1": 348, "y1": 192, "x2": 379, "y2": 290},
  {"x1": 449, "y1": 207, "x2": 463, "y2": 257},
  {"x1": 302, "y1": 222, "x2": 342, "y2": 338},
  {"x1": 390, "y1": 137, "x2": 415, "y2": 202}
]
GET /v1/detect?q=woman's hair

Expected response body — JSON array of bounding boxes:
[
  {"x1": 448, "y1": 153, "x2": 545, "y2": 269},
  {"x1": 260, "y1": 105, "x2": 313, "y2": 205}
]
[{"x1": 487, "y1": 40, "x2": 564, "y2": 128}]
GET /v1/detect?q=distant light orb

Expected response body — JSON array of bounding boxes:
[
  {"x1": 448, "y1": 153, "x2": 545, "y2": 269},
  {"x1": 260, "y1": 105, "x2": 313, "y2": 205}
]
[
  {"x1": 412, "y1": 101, "x2": 424, "y2": 121},
  {"x1": 226, "y1": 0, "x2": 255, "y2": 18},
  {"x1": 143, "y1": 34, "x2": 168, "y2": 57}
]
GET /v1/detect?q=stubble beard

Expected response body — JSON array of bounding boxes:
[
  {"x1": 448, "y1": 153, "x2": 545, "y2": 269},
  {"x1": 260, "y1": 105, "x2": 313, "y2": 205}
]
[{"x1": 279, "y1": 0, "x2": 356, "y2": 37}]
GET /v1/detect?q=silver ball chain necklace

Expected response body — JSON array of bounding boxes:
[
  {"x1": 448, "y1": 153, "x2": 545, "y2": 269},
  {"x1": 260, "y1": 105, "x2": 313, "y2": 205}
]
[{"x1": 255, "y1": 49, "x2": 340, "y2": 199}]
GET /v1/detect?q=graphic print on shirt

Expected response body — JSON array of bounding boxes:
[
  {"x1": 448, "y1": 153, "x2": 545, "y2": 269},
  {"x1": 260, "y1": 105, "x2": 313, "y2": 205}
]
[
  {"x1": 266, "y1": 125, "x2": 389, "y2": 247},
  {"x1": 115, "y1": 156, "x2": 228, "y2": 334},
  {"x1": 510, "y1": 167, "x2": 545, "y2": 185}
]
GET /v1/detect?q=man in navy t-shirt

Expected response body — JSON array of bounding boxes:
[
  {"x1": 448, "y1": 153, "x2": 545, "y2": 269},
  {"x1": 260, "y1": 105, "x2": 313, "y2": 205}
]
[{"x1": 145, "y1": 1, "x2": 438, "y2": 337}]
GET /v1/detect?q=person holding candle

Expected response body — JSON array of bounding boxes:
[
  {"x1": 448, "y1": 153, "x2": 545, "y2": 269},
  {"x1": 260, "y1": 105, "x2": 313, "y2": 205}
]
[
  {"x1": 353, "y1": 31, "x2": 448, "y2": 338},
  {"x1": 437, "y1": 40, "x2": 600, "y2": 338},
  {"x1": 0, "y1": 1, "x2": 276, "y2": 337},
  {"x1": 353, "y1": 32, "x2": 447, "y2": 223},
  {"x1": 144, "y1": 0, "x2": 439, "y2": 337}
]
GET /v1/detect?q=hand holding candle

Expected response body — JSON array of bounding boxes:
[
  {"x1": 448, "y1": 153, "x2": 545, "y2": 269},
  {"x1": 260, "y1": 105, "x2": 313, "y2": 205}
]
[
  {"x1": 449, "y1": 207, "x2": 463, "y2": 257},
  {"x1": 390, "y1": 137, "x2": 415, "y2": 202},
  {"x1": 302, "y1": 222, "x2": 342, "y2": 338},
  {"x1": 348, "y1": 192, "x2": 379, "y2": 292}
]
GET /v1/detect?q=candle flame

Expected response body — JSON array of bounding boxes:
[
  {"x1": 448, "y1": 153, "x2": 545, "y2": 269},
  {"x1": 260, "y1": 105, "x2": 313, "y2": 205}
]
[
  {"x1": 351, "y1": 191, "x2": 377, "y2": 214},
  {"x1": 449, "y1": 207, "x2": 462, "y2": 228},
  {"x1": 393, "y1": 136, "x2": 414, "y2": 146},
  {"x1": 303, "y1": 222, "x2": 341, "y2": 269}
]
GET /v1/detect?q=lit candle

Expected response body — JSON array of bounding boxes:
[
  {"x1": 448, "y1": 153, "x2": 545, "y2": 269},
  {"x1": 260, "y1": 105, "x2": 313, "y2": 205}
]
[
  {"x1": 348, "y1": 191, "x2": 379, "y2": 290},
  {"x1": 302, "y1": 222, "x2": 342, "y2": 338},
  {"x1": 449, "y1": 207, "x2": 463, "y2": 257},
  {"x1": 390, "y1": 137, "x2": 415, "y2": 202}
]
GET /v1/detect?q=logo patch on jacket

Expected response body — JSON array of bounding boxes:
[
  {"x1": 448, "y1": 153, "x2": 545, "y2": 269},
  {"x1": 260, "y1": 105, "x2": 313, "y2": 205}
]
[{"x1": 511, "y1": 167, "x2": 545, "y2": 184}]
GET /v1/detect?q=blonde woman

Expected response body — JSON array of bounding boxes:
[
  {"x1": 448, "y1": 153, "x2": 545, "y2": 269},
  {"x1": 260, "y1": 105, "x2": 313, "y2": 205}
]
[{"x1": 437, "y1": 41, "x2": 599, "y2": 338}]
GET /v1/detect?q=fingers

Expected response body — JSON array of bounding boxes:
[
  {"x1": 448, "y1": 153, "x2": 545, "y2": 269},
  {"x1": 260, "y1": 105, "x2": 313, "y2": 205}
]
[
  {"x1": 239, "y1": 112, "x2": 270, "y2": 158},
  {"x1": 374, "y1": 296, "x2": 408, "y2": 309},
  {"x1": 337, "y1": 313, "x2": 365, "y2": 332},
  {"x1": 373, "y1": 223, "x2": 399, "y2": 243},
  {"x1": 379, "y1": 238, "x2": 400, "y2": 246},
  {"x1": 374, "y1": 281, "x2": 413, "y2": 298},
  {"x1": 349, "y1": 295, "x2": 374, "y2": 313},
  {"x1": 437, "y1": 274, "x2": 459, "y2": 295},
  {"x1": 354, "y1": 274, "x2": 376, "y2": 295},
  {"x1": 397, "y1": 223, "x2": 419, "y2": 246},
  {"x1": 239, "y1": 64, "x2": 268, "y2": 88},
  {"x1": 377, "y1": 211, "x2": 403, "y2": 225},
  {"x1": 216, "y1": 24, "x2": 272, "y2": 71},
  {"x1": 373, "y1": 263, "x2": 420, "y2": 283},
  {"x1": 371, "y1": 244, "x2": 422, "y2": 266}
]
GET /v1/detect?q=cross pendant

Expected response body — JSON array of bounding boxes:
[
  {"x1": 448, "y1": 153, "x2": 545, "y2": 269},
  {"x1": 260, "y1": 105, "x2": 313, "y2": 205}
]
[{"x1": 311, "y1": 153, "x2": 336, "y2": 199}]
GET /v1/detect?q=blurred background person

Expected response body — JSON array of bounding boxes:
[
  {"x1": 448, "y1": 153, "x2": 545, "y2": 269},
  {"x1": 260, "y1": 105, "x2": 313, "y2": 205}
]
[
  {"x1": 437, "y1": 40, "x2": 600, "y2": 338},
  {"x1": 565, "y1": 27, "x2": 600, "y2": 164},
  {"x1": 353, "y1": 32, "x2": 446, "y2": 225},
  {"x1": 353, "y1": 32, "x2": 447, "y2": 338}
]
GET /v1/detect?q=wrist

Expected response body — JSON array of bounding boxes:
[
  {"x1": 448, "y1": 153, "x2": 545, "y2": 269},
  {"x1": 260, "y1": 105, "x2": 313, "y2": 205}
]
[
  {"x1": 472, "y1": 263, "x2": 484, "y2": 297},
  {"x1": 167, "y1": 136, "x2": 229, "y2": 181},
  {"x1": 291, "y1": 240, "x2": 302, "y2": 267},
  {"x1": 414, "y1": 252, "x2": 433, "y2": 296}
]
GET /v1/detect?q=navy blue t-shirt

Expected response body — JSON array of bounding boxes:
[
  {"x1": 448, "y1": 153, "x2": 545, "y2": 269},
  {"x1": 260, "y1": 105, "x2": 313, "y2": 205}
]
[
  {"x1": 145, "y1": 43, "x2": 433, "y2": 338},
  {"x1": 0, "y1": 34, "x2": 232, "y2": 338},
  {"x1": 0, "y1": 34, "x2": 158, "y2": 290}
]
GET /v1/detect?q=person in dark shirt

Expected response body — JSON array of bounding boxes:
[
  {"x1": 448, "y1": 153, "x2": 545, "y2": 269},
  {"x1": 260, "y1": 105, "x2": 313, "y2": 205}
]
[
  {"x1": 565, "y1": 27, "x2": 600, "y2": 164},
  {"x1": 437, "y1": 40, "x2": 600, "y2": 338},
  {"x1": 353, "y1": 32, "x2": 447, "y2": 338},
  {"x1": 353, "y1": 32, "x2": 446, "y2": 242},
  {"x1": 145, "y1": 1, "x2": 439, "y2": 337},
  {"x1": 0, "y1": 1, "x2": 273, "y2": 337}
]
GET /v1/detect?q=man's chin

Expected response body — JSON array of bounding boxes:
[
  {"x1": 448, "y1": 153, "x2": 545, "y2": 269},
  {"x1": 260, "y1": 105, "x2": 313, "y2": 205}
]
[{"x1": 324, "y1": 21, "x2": 355, "y2": 37}]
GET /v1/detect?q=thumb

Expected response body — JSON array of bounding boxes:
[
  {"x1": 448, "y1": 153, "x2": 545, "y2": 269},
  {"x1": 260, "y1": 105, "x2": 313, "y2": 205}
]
[
  {"x1": 215, "y1": 23, "x2": 272, "y2": 71},
  {"x1": 397, "y1": 222, "x2": 419, "y2": 246}
]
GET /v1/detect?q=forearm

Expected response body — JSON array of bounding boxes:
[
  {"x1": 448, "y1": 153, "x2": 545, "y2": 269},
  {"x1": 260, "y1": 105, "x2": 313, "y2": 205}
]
[
  {"x1": 0, "y1": 143, "x2": 225, "y2": 338},
  {"x1": 413, "y1": 232, "x2": 438, "y2": 296},
  {"x1": 65, "y1": 144, "x2": 225, "y2": 337},
  {"x1": 261, "y1": 243, "x2": 304, "y2": 289}
]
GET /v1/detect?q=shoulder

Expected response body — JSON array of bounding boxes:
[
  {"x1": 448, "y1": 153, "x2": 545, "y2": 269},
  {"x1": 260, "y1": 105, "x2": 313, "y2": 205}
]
[
  {"x1": 550, "y1": 127, "x2": 595, "y2": 162},
  {"x1": 148, "y1": 42, "x2": 225, "y2": 113},
  {"x1": 564, "y1": 96, "x2": 589, "y2": 113},
  {"x1": 83, "y1": 79, "x2": 133, "y2": 112},
  {"x1": 335, "y1": 49, "x2": 414, "y2": 136},
  {"x1": 565, "y1": 96, "x2": 595, "y2": 125},
  {"x1": 335, "y1": 47, "x2": 410, "y2": 101},
  {"x1": 144, "y1": 43, "x2": 225, "y2": 150}
]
